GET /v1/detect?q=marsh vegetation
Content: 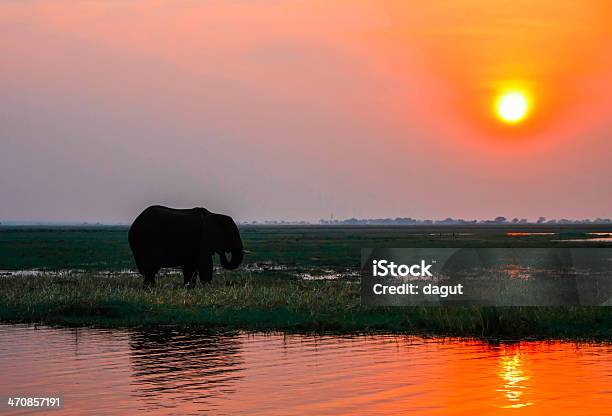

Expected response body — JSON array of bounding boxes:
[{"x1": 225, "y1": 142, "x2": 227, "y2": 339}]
[{"x1": 1, "y1": 225, "x2": 611, "y2": 338}]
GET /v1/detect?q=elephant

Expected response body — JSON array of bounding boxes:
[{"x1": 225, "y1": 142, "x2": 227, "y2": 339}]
[{"x1": 128, "y1": 205, "x2": 244, "y2": 287}]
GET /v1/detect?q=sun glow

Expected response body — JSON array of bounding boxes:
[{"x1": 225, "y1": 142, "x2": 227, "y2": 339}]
[{"x1": 496, "y1": 91, "x2": 530, "y2": 124}]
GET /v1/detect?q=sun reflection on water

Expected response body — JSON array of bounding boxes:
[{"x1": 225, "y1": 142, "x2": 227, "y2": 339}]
[{"x1": 497, "y1": 346, "x2": 534, "y2": 409}]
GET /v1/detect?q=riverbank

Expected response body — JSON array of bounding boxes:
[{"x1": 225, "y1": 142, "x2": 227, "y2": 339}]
[{"x1": 1, "y1": 273, "x2": 610, "y2": 339}]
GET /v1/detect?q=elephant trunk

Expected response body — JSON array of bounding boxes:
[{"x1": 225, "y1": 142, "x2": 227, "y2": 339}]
[{"x1": 220, "y1": 248, "x2": 243, "y2": 270}]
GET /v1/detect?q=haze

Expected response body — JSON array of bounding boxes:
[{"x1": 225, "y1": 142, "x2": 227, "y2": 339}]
[{"x1": 1, "y1": 1, "x2": 611, "y2": 223}]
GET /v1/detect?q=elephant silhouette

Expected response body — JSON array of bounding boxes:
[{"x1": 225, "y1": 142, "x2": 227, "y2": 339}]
[{"x1": 128, "y1": 205, "x2": 244, "y2": 287}]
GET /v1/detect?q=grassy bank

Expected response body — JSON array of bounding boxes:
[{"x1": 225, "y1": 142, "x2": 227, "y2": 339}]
[{"x1": 1, "y1": 273, "x2": 610, "y2": 339}]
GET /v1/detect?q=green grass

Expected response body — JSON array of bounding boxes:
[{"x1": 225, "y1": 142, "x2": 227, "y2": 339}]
[
  {"x1": 2, "y1": 225, "x2": 611, "y2": 338},
  {"x1": 1, "y1": 272, "x2": 610, "y2": 339},
  {"x1": 2, "y1": 224, "x2": 612, "y2": 271}
]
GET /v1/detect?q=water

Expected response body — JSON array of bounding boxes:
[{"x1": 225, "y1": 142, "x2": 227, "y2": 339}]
[{"x1": 0, "y1": 325, "x2": 610, "y2": 415}]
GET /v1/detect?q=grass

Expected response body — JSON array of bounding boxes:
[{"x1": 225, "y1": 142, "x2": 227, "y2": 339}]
[
  {"x1": 1, "y1": 225, "x2": 611, "y2": 339},
  {"x1": 1, "y1": 272, "x2": 610, "y2": 339},
  {"x1": 2, "y1": 224, "x2": 612, "y2": 271}
]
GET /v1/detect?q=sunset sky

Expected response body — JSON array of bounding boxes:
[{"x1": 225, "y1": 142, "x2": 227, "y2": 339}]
[{"x1": 1, "y1": 1, "x2": 611, "y2": 222}]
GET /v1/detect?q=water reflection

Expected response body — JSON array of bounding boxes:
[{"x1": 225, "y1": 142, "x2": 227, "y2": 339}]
[
  {"x1": 129, "y1": 329, "x2": 244, "y2": 411},
  {"x1": 1, "y1": 325, "x2": 611, "y2": 415},
  {"x1": 498, "y1": 346, "x2": 533, "y2": 408}
]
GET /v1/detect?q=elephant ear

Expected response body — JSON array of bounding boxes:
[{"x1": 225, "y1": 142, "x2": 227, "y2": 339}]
[{"x1": 202, "y1": 213, "x2": 226, "y2": 251}]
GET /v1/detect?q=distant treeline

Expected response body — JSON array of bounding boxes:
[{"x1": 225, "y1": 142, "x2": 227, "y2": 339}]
[
  {"x1": 239, "y1": 216, "x2": 612, "y2": 226},
  {"x1": 320, "y1": 216, "x2": 612, "y2": 225},
  {"x1": 3, "y1": 217, "x2": 611, "y2": 227}
]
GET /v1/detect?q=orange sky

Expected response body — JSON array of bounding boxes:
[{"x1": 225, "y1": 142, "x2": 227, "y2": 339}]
[{"x1": 1, "y1": 1, "x2": 611, "y2": 221}]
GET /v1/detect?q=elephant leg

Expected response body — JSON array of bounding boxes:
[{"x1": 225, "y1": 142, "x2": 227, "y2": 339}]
[
  {"x1": 198, "y1": 255, "x2": 213, "y2": 284},
  {"x1": 183, "y1": 265, "x2": 197, "y2": 288},
  {"x1": 135, "y1": 253, "x2": 158, "y2": 288},
  {"x1": 143, "y1": 270, "x2": 157, "y2": 288}
]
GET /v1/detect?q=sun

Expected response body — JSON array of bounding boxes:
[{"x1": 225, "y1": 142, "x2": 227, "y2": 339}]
[{"x1": 495, "y1": 91, "x2": 530, "y2": 124}]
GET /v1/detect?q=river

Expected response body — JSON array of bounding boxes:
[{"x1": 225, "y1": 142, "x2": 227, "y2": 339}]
[{"x1": 0, "y1": 325, "x2": 610, "y2": 415}]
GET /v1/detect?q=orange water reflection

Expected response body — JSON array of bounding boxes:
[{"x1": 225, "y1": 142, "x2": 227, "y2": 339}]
[
  {"x1": 0, "y1": 326, "x2": 610, "y2": 415},
  {"x1": 498, "y1": 346, "x2": 532, "y2": 408}
]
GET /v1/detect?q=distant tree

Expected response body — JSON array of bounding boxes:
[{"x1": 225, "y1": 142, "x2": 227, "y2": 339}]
[{"x1": 537, "y1": 216, "x2": 546, "y2": 224}]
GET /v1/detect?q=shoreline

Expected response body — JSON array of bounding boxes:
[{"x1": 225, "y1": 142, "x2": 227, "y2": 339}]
[{"x1": 1, "y1": 274, "x2": 610, "y2": 340}]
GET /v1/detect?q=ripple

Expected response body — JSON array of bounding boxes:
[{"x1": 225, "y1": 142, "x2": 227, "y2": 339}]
[{"x1": 0, "y1": 325, "x2": 611, "y2": 415}]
